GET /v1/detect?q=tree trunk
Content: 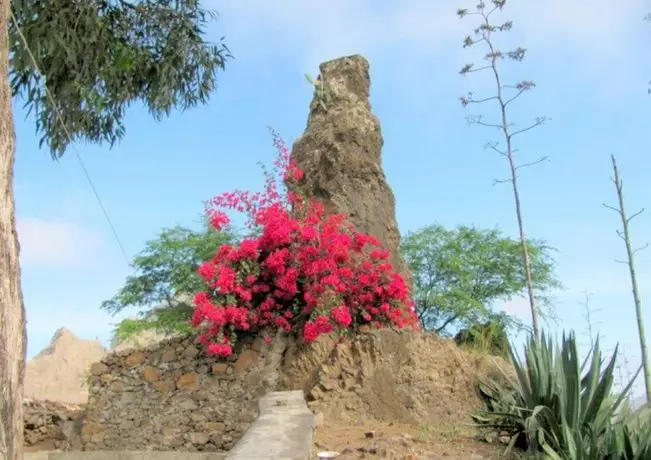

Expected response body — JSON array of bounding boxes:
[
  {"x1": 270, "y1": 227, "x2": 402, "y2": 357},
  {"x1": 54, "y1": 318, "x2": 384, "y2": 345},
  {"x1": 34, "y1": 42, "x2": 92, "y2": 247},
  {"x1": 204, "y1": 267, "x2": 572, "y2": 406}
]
[{"x1": 0, "y1": 0, "x2": 27, "y2": 458}]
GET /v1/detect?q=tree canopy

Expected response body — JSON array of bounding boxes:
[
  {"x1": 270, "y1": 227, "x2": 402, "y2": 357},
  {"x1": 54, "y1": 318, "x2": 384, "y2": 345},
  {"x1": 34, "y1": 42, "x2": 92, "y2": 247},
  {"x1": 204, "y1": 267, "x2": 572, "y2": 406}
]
[
  {"x1": 400, "y1": 224, "x2": 561, "y2": 334},
  {"x1": 9, "y1": 0, "x2": 231, "y2": 155},
  {"x1": 102, "y1": 223, "x2": 237, "y2": 343}
]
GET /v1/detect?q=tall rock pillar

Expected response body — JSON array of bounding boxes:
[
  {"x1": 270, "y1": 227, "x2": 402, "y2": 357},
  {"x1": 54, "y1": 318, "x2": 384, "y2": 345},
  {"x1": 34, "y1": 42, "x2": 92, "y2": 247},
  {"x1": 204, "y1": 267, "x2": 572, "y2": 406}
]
[{"x1": 290, "y1": 55, "x2": 410, "y2": 284}]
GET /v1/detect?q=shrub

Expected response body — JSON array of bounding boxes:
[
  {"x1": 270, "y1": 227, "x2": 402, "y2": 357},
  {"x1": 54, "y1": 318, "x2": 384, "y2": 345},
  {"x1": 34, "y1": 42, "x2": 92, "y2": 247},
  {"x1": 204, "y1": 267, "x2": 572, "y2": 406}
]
[
  {"x1": 190, "y1": 130, "x2": 419, "y2": 357},
  {"x1": 473, "y1": 331, "x2": 649, "y2": 459},
  {"x1": 454, "y1": 313, "x2": 511, "y2": 358}
]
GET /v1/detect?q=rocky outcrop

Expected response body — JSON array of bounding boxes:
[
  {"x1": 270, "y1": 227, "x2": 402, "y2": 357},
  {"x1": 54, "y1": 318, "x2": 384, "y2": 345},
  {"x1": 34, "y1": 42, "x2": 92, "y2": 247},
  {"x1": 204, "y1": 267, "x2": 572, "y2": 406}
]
[
  {"x1": 290, "y1": 54, "x2": 410, "y2": 283},
  {"x1": 82, "y1": 333, "x2": 287, "y2": 452}
]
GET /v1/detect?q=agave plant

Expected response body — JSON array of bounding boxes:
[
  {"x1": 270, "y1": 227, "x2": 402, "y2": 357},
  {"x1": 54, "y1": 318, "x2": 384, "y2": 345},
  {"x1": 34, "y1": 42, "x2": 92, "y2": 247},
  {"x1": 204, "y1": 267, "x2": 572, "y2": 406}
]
[
  {"x1": 600, "y1": 400, "x2": 651, "y2": 459},
  {"x1": 473, "y1": 330, "x2": 643, "y2": 458}
]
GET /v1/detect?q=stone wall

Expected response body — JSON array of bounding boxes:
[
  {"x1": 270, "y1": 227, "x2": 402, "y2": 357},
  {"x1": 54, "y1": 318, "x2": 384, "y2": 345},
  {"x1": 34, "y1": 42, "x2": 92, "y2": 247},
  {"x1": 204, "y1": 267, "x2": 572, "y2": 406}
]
[
  {"x1": 82, "y1": 333, "x2": 287, "y2": 452},
  {"x1": 23, "y1": 399, "x2": 84, "y2": 450}
]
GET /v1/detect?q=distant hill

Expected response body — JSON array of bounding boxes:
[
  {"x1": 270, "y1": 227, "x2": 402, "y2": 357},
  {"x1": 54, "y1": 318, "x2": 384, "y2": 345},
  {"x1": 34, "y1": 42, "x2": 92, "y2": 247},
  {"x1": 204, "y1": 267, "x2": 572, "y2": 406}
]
[
  {"x1": 25, "y1": 328, "x2": 107, "y2": 404},
  {"x1": 25, "y1": 326, "x2": 173, "y2": 404}
]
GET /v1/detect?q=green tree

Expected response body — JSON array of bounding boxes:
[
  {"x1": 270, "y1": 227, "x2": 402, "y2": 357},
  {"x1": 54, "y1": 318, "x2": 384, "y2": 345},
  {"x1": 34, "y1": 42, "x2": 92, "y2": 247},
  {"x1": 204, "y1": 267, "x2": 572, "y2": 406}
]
[
  {"x1": 0, "y1": 1, "x2": 231, "y2": 456},
  {"x1": 102, "y1": 223, "x2": 237, "y2": 344},
  {"x1": 400, "y1": 224, "x2": 560, "y2": 334}
]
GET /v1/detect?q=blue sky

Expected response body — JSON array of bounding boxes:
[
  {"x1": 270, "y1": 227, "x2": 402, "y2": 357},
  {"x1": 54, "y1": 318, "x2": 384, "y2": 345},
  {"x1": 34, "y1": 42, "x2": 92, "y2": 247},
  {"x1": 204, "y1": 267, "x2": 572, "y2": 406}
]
[{"x1": 14, "y1": 0, "x2": 651, "y2": 398}]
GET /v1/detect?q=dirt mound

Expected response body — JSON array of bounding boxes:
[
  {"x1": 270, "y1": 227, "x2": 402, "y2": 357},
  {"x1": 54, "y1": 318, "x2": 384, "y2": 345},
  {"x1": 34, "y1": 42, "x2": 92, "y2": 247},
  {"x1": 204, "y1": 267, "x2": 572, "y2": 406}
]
[
  {"x1": 25, "y1": 328, "x2": 107, "y2": 404},
  {"x1": 280, "y1": 329, "x2": 511, "y2": 429}
]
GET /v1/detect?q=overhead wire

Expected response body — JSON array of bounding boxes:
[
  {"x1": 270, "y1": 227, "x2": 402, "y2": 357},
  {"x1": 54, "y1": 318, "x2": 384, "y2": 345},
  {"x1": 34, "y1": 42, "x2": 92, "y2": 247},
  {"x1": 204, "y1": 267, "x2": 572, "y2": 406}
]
[{"x1": 9, "y1": 9, "x2": 131, "y2": 266}]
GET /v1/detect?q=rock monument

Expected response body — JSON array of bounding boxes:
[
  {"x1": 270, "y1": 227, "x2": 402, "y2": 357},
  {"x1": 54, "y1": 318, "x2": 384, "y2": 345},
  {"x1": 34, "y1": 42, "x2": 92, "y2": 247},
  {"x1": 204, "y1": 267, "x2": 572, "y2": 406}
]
[{"x1": 290, "y1": 54, "x2": 410, "y2": 282}]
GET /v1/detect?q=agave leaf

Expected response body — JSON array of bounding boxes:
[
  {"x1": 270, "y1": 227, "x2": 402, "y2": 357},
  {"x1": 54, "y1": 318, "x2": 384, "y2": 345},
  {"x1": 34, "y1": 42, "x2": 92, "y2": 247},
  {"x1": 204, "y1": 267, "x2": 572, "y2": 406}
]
[{"x1": 542, "y1": 442, "x2": 565, "y2": 460}]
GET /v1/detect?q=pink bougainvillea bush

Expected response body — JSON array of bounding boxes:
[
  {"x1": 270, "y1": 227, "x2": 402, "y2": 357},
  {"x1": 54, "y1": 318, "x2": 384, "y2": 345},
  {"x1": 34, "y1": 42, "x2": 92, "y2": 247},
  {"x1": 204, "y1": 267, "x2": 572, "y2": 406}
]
[{"x1": 192, "y1": 130, "x2": 419, "y2": 357}]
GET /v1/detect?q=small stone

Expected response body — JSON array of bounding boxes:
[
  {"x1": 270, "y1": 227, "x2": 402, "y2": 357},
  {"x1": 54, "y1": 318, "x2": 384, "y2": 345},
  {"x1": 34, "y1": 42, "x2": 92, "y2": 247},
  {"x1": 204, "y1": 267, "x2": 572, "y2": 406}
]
[
  {"x1": 161, "y1": 348, "x2": 176, "y2": 362},
  {"x1": 203, "y1": 443, "x2": 218, "y2": 452},
  {"x1": 125, "y1": 351, "x2": 146, "y2": 367},
  {"x1": 81, "y1": 422, "x2": 106, "y2": 435},
  {"x1": 364, "y1": 431, "x2": 375, "y2": 438},
  {"x1": 314, "y1": 412, "x2": 325, "y2": 427},
  {"x1": 176, "y1": 372, "x2": 200, "y2": 391},
  {"x1": 100, "y1": 373, "x2": 115, "y2": 383},
  {"x1": 143, "y1": 365, "x2": 160, "y2": 382},
  {"x1": 212, "y1": 363, "x2": 228, "y2": 374},
  {"x1": 234, "y1": 350, "x2": 259, "y2": 375},
  {"x1": 89, "y1": 362, "x2": 109, "y2": 376},
  {"x1": 188, "y1": 432, "x2": 210, "y2": 445},
  {"x1": 182, "y1": 345, "x2": 199, "y2": 358},
  {"x1": 109, "y1": 380, "x2": 124, "y2": 393},
  {"x1": 153, "y1": 379, "x2": 176, "y2": 393},
  {"x1": 320, "y1": 380, "x2": 336, "y2": 391},
  {"x1": 204, "y1": 422, "x2": 226, "y2": 432}
]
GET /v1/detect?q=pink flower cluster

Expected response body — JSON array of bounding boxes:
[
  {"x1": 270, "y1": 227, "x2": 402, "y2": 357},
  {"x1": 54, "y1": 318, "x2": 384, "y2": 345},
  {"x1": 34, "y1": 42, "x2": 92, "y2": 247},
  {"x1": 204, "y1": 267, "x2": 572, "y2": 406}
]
[{"x1": 192, "y1": 130, "x2": 418, "y2": 356}]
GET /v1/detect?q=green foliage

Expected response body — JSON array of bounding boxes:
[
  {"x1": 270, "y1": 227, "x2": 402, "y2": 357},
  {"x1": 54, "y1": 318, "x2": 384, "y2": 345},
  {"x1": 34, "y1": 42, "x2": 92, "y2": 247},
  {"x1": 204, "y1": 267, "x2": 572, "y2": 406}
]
[
  {"x1": 400, "y1": 224, "x2": 560, "y2": 334},
  {"x1": 109, "y1": 305, "x2": 193, "y2": 347},
  {"x1": 102, "y1": 223, "x2": 237, "y2": 341},
  {"x1": 10, "y1": 0, "x2": 232, "y2": 156},
  {"x1": 454, "y1": 313, "x2": 511, "y2": 358},
  {"x1": 474, "y1": 331, "x2": 651, "y2": 459},
  {"x1": 601, "y1": 402, "x2": 651, "y2": 459}
]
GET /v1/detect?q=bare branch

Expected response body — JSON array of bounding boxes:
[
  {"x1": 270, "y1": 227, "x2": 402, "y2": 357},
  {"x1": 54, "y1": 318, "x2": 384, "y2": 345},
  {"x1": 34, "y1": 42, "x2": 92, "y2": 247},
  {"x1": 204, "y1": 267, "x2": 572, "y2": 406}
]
[
  {"x1": 627, "y1": 208, "x2": 645, "y2": 223},
  {"x1": 460, "y1": 93, "x2": 499, "y2": 105},
  {"x1": 461, "y1": 65, "x2": 492, "y2": 74},
  {"x1": 485, "y1": 141, "x2": 507, "y2": 156},
  {"x1": 470, "y1": 118, "x2": 504, "y2": 130},
  {"x1": 492, "y1": 177, "x2": 512, "y2": 185},
  {"x1": 503, "y1": 88, "x2": 527, "y2": 107},
  {"x1": 615, "y1": 259, "x2": 630, "y2": 265},
  {"x1": 509, "y1": 117, "x2": 548, "y2": 139},
  {"x1": 603, "y1": 203, "x2": 623, "y2": 215},
  {"x1": 634, "y1": 243, "x2": 649, "y2": 254},
  {"x1": 515, "y1": 156, "x2": 548, "y2": 171}
]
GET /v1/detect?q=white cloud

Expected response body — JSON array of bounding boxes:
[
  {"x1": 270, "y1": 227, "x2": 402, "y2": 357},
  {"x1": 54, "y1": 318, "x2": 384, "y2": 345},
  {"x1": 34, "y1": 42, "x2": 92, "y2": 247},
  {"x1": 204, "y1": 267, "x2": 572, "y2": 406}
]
[
  {"x1": 215, "y1": 0, "x2": 647, "y2": 68},
  {"x1": 17, "y1": 217, "x2": 107, "y2": 268}
]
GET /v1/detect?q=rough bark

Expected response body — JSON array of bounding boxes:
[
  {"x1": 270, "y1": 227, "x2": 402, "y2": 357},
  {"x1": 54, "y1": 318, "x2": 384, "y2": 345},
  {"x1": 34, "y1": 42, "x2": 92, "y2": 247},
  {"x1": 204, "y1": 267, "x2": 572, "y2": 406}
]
[{"x1": 0, "y1": 0, "x2": 28, "y2": 457}]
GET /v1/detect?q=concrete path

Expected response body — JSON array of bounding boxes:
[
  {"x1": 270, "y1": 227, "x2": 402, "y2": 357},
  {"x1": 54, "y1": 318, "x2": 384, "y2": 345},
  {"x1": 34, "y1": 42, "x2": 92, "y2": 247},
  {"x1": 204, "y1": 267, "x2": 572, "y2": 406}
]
[{"x1": 226, "y1": 390, "x2": 315, "y2": 460}]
